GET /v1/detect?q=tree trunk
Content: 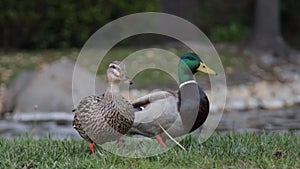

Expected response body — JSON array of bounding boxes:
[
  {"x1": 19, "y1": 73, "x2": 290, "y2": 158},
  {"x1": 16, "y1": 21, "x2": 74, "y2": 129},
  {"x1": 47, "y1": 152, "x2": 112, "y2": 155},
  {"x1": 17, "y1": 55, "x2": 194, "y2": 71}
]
[
  {"x1": 160, "y1": 0, "x2": 201, "y2": 26},
  {"x1": 248, "y1": 0, "x2": 290, "y2": 56},
  {"x1": 160, "y1": 0, "x2": 201, "y2": 45}
]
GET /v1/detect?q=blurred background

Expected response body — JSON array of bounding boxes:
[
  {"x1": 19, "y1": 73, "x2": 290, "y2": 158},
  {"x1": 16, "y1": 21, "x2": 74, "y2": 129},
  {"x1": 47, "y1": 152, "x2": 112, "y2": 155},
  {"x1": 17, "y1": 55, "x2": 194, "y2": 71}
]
[{"x1": 0, "y1": 0, "x2": 299, "y2": 139}]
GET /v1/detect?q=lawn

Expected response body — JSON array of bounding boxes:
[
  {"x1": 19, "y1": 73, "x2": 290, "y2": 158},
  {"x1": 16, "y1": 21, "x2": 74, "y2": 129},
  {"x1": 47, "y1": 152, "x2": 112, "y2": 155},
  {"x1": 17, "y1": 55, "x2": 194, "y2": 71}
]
[
  {"x1": 0, "y1": 133, "x2": 299, "y2": 169},
  {"x1": 0, "y1": 48, "x2": 243, "y2": 89}
]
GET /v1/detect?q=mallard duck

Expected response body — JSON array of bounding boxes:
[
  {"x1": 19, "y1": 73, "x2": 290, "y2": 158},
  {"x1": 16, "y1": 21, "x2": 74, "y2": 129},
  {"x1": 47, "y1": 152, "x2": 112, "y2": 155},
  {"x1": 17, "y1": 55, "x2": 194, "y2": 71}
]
[
  {"x1": 72, "y1": 61, "x2": 135, "y2": 154},
  {"x1": 128, "y1": 53, "x2": 216, "y2": 148}
]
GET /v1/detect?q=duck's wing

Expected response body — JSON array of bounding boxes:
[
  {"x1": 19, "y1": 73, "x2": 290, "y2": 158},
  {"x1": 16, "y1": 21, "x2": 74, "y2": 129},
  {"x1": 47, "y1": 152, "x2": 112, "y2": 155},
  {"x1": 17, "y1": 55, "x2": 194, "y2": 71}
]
[
  {"x1": 129, "y1": 90, "x2": 180, "y2": 137},
  {"x1": 132, "y1": 90, "x2": 175, "y2": 108},
  {"x1": 72, "y1": 95, "x2": 104, "y2": 143}
]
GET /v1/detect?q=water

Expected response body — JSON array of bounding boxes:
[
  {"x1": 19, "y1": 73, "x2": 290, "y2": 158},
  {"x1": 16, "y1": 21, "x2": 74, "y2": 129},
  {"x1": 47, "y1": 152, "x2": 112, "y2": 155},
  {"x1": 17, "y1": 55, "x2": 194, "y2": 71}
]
[
  {"x1": 1, "y1": 106, "x2": 299, "y2": 139},
  {"x1": 0, "y1": 120, "x2": 78, "y2": 139},
  {"x1": 218, "y1": 106, "x2": 300, "y2": 134}
]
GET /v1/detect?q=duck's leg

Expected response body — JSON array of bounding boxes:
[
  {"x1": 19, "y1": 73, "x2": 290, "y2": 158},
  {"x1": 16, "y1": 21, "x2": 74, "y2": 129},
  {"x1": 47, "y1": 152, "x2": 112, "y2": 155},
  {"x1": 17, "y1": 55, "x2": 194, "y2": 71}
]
[
  {"x1": 89, "y1": 142, "x2": 95, "y2": 154},
  {"x1": 117, "y1": 138, "x2": 121, "y2": 148},
  {"x1": 156, "y1": 135, "x2": 167, "y2": 148}
]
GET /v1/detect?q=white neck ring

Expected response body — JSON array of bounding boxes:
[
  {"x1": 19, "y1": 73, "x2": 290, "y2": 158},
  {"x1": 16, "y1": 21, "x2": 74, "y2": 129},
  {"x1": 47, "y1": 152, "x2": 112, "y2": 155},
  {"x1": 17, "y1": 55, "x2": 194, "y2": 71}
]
[{"x1": 179, "y1": 80, "x2": 197, "y2": 88}]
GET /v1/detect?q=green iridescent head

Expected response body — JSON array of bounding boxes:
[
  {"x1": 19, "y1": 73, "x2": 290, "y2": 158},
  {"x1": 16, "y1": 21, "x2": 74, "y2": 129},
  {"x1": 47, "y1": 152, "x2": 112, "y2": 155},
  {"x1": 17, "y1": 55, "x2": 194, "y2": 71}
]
[{"x1": 178, "y1": 53, "x2": 216, "y2": 83}]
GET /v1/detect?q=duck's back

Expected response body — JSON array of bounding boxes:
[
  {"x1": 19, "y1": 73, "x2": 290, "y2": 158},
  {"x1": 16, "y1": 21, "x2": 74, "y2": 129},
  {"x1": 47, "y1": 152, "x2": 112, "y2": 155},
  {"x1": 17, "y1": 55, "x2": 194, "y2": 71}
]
[
  {"x1": 73, "y1": 94, "x2": 134, "y2": 144},
  {"x1": 129, "y1": 91, "x2": 179, "y2": 137}
]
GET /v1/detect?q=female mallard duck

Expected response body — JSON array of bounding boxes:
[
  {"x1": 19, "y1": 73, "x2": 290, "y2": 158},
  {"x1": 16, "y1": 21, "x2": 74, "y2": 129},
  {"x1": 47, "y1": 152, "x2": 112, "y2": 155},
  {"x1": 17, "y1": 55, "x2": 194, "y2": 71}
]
[
  {"x1": 128, "y1": 53, "x2": 216, "y2": 148},
  {"x1": 73, "y1": 61, "x2": 135, "y2": 154}
]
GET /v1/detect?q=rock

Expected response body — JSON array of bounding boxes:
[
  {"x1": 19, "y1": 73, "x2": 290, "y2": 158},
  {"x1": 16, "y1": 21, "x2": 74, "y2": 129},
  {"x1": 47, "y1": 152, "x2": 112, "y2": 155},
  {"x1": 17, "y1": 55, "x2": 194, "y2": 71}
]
[
  {"x1": 294, "y1": 95, "x2": 300, "y2": 104},
  {"x1": 0, "y1": 86, "x2": 5, "y2": 117},
  {"x1": 214, "y1": 79, "x2": 299, "y2": 111},
  {"x1": 3, "y1": 71, "x2": 36, "y2": 113},
  {"x1": 260, "y1": 54, "x2": 277, "y2": 67},
  {"x1": 226, "y1": 100, "x2": 247, "y2": 111},
  {"x1": 236, "y1": 85, "x2": 251, "y2": 98},
  {"x1": 205, "y1": 87, "x2": 226, "y2": 112},
  {"x1": 260, "y1": 99, "x2": 284, "y2": 110},
  {"x1": 291, "y1": 79, "x2": 300, "y2": 93},
  {"x1": 246, "y1": 98, "x2": 259, "y2": 110},
  {"x1": 291, "y1": 79, "x2": 300, "y2": 104},
  {"x1": 276, "y1": 85, "x2": 294, "y2": 106},
  {"x1": 13, "y1": 59, "x2": 107, "y2": 115},
  {"x1": 252, "y1": 81, "x2": 271, "y2": 100},
  {"x1": 251, "y1": 81, "x2": 288, "y2": 109},
  {"x1": 225, "y1": 85, "x2": 251, "y2": 111},
  {"x1": 274, "y1": 64, "x2": 300, "y2": 81},
  {"x1": 226, "y1": 72, "x2": 258, "y2": 86}
]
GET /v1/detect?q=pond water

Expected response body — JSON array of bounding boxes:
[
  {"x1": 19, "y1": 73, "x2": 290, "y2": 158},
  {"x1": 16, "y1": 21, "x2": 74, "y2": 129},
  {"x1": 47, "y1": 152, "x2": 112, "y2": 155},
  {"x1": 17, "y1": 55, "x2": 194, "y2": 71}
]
[
  {"x1": 218, "y1": 106, "x2": 300, "y2": 134},
  {"x1": 1, "y1": 106, "x2": 300, "y2": 139}
]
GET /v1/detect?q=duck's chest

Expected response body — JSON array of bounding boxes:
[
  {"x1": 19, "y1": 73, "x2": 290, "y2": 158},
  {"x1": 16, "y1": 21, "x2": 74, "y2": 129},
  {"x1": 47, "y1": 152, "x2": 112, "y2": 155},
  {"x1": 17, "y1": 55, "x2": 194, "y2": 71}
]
[
  {"x1": 178, "y1": 82, "x2": 209, "y2": 132},
  {"x1": 99, "y1": 94, "x2": 135, "y2": 128},
  {"x1": 178, "y1": 83, "x2": 201, "y2": 116},
  {"x1": 101, "y1": 94, "x2": 133, "y2": 114}
]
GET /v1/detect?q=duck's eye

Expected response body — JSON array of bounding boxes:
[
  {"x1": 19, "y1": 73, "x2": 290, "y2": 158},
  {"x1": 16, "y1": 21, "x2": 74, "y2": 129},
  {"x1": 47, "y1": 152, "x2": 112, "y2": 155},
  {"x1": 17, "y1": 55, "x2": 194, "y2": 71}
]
[
  {"x1": 187, "y1": 56, "x2": 195, "y2": 60},
  {"x1": 110, "y1": 65, "x2": 116, "y2": 69}
]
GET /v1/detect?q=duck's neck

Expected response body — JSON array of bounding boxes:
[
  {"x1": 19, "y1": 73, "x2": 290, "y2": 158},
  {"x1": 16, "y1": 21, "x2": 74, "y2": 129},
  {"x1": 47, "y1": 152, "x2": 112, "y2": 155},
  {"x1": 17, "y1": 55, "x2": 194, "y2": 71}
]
[
  {"x1": 107, "y1": 83, "x2": 120, "y2": 94},
  {"x1": 178, "y1": 69, "x2": 195, "y2": 85}
]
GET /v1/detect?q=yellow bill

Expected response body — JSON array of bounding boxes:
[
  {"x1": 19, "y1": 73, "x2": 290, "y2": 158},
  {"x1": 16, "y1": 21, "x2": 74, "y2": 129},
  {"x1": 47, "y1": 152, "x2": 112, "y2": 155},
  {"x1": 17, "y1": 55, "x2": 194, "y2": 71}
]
[{"x1": 197, "y1": 63, "x2": 217, "y2": 75}]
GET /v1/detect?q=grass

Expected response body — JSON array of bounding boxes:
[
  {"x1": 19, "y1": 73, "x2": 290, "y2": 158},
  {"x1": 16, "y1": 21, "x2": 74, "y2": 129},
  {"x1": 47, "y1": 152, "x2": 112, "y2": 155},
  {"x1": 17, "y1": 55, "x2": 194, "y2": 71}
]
[
  {"x1": 0, "y1": 133, "x2": 299, "y2": 168},
  {"x1": 0, "y1": 49, "x2": 78, "y2": 85},
  {"x1": 0, "y1": 48, "x2": 243, "y2": 88}
]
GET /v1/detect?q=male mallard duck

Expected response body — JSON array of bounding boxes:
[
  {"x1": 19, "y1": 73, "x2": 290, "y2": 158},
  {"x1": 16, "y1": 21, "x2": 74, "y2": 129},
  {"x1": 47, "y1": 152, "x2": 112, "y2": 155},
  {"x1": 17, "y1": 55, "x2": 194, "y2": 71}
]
[
  {"x1": 73, "y1": 61, "x2": 135, "y2": 154},
  {"x1": 128, "y1": 53, "x2": 216, "y2": 148}
]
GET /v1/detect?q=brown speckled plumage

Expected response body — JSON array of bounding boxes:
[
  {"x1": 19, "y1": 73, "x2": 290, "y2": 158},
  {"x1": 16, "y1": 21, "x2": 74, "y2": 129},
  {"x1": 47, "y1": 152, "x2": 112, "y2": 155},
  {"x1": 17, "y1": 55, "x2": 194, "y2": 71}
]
[{"x1": 72, "y1": 61, "x2": 134, "y2": 147}]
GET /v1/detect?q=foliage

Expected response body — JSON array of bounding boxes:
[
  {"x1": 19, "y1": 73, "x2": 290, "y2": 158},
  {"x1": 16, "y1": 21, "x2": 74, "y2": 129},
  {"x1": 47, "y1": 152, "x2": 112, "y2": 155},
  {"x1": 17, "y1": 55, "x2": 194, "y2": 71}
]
[
  {"x1": 281, "y1": 0, "x2": 300, "y2": 49},
  {"x1": 0, "y1": 0, "x2": 160, "y2": 49},
  {"x1": 198, "y1": 0, "x2": 253, "y2": 42},
  {"x1": 1, "y1": 0, "x2": 300, "y2": 48},
  {"x1": 210, "y1": 23, "x2": 250, "y2": 43},
  {"x1": 198, "y1": 0, "x2": 300, "y2": 45},
  {"x1": 0, "y1": 133, "x2": 299, "y2": 168}
]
